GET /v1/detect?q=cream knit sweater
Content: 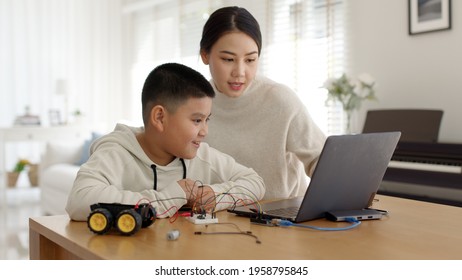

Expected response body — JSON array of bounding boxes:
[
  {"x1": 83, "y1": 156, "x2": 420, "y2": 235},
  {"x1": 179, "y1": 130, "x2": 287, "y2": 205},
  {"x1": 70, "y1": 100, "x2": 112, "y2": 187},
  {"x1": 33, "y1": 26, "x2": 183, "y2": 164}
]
[{"x1": 206, "y1": 76, "x2": 326, "y2": 199}]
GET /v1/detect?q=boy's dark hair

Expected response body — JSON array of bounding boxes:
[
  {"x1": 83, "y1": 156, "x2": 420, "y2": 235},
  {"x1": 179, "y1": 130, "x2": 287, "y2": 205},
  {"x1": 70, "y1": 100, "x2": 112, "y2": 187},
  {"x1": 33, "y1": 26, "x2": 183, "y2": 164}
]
[
  {"x1": 141, "y1": 63, "x2": 215, "y2": 125},
  {"x1": 200, "y1": 6, "x2": 262, "y2": 56}
]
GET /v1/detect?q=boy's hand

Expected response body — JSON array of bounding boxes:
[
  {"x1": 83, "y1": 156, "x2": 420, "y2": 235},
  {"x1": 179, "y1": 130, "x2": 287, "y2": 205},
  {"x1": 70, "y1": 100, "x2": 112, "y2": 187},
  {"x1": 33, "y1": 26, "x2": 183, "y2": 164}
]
[
  {"x1": 177, "y1": 179, "x2": 196, "y2": 203},
  {"x1": 178, "y1": 179, "x2": 216, "y2": 213}
]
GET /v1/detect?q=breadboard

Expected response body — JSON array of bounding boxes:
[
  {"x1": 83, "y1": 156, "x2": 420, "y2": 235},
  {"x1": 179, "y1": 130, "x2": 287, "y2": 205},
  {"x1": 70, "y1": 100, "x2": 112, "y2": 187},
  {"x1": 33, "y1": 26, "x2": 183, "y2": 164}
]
[{"x1": 185, "y1": 214, "x2": 218, "y2": 224}]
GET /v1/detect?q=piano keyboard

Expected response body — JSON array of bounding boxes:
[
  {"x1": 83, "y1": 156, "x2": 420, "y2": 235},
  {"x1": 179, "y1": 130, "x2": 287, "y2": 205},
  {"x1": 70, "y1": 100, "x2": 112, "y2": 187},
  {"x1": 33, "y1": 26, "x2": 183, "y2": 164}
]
[{"x1": 388, "y1": 160, "x2": 462, "y2": 174}]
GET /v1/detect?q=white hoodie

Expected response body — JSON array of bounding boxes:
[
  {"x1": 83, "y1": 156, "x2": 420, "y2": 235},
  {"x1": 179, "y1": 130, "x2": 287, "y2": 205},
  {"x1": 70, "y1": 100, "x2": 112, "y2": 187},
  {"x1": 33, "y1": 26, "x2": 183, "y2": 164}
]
[{"x1": 65, "y1": 123, "x2": 265, "y2": 221}]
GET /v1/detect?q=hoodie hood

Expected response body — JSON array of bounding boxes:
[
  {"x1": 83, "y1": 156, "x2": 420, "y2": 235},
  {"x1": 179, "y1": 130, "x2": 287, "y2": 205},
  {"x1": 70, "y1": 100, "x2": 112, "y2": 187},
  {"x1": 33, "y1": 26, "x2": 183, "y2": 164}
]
[{"x1": 91, "y1": 123, "x2": 152, "y2": 166}]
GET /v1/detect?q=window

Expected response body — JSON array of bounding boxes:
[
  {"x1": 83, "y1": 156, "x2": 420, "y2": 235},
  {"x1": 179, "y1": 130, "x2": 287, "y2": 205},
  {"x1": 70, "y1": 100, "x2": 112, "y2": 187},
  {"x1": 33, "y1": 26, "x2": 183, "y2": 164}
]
[
  {"x1": 263, "y1": 0, "x2": 347, "y2": 135},
  {"x1": 125, "y1": 0, "x2": 347, "y2": 134}
]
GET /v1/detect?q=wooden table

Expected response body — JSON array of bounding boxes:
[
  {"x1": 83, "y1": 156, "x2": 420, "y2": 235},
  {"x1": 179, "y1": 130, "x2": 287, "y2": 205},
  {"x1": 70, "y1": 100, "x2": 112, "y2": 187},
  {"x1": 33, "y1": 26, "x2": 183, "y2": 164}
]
[{"x1": 29, "y1": 195, "x2": 462, "y2": 260}]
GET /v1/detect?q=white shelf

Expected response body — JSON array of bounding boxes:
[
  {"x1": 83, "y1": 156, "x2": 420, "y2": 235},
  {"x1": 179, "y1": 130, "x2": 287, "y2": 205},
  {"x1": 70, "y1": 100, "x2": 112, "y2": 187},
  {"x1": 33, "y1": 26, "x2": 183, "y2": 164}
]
[
  {"x1": 4, "y1": 172, "x2": 40, "y2": 206},
  {"x1": 0, "y1": 126, "x2": 91, "y2": 209},
  {"x1": 6, "y1": 186, "x2": 40, "y2": 206}
]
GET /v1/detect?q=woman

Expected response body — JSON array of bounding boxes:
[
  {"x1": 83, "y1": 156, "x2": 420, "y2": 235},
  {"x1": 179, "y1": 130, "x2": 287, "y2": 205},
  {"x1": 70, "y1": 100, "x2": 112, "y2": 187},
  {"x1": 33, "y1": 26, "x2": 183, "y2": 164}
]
[{"x1": 200, "y1": 6, "x2": 326, "y2": 200}]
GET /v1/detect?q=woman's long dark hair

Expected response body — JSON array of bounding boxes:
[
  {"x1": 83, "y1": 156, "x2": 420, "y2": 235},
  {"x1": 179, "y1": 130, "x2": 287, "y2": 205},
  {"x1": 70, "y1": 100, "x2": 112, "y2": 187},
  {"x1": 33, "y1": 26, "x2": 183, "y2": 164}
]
[{"x1": 200, "y1": 6, "x2": 262, "y2": 56}]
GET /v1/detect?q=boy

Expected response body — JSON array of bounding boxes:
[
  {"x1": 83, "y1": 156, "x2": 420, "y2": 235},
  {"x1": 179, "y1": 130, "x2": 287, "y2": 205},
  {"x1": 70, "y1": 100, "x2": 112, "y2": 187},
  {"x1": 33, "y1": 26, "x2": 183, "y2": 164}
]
[{"x1": 66, "y1": 63, "x2": 265, "y2": 221}]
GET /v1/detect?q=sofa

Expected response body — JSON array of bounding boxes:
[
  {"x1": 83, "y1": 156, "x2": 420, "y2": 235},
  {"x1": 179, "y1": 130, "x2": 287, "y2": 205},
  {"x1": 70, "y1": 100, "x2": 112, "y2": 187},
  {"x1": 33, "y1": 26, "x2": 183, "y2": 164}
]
[{"x1": 39, "y1": 132, "x2": 101, "y2": 215}]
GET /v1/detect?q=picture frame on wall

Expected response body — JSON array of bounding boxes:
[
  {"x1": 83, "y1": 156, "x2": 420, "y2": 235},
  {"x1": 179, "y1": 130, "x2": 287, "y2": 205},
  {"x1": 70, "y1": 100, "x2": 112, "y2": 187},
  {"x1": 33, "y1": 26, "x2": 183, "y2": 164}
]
[{"x1": 409, "y1": 0, "x2": 451, "y2": 35}]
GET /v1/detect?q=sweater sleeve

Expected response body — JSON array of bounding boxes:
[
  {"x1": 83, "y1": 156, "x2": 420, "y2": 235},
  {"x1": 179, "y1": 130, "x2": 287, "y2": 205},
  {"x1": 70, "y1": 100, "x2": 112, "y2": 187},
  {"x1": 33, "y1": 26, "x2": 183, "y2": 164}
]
[
  {"x1": 65, "y1": 145, "x2": 187, "y2": 221},
  {"x1": 281, "y1": 87, "x2": 327, "y2": 177}
]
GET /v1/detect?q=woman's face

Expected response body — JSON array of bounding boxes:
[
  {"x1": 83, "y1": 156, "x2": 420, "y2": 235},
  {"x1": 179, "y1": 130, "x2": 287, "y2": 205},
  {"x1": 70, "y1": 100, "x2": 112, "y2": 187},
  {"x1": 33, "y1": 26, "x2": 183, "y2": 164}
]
[{"x1": 201, "y1": 31, "x2": 259, "y2": 98}]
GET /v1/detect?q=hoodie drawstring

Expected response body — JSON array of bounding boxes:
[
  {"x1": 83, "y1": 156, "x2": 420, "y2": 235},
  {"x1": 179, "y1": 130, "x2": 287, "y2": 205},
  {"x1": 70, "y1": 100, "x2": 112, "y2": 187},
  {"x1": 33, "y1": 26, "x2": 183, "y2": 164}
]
[
  {"x1": 151, "y1": 164, "x2": 158, "y2": 190},
  {"x1": 151, "y1": 158, "x2": 187, "y2": 190}
]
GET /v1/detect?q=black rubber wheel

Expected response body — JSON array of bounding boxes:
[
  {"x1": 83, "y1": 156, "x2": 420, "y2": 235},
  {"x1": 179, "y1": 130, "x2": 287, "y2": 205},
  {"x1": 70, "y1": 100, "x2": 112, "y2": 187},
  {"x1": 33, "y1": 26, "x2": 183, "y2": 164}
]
[
  {"x1": 87, "y1": 208, "x2": 113, "y2": 235},
  {"x1": 140, "y1": 205, "x2": 156, "y2": 228},
  {"x1": 116, "y1": 209, "x2": 142, "y2": 236}
]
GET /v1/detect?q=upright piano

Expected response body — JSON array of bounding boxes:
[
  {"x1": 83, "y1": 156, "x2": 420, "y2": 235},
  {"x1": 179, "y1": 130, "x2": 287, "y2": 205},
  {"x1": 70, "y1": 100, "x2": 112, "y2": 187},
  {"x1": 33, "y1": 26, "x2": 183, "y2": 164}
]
[
  {"x1": 362, "y1": 109, "x2": 462, "y2": 207},
  {"x1": 381, "y1": 141, "x2": 462, "y2": 207}
]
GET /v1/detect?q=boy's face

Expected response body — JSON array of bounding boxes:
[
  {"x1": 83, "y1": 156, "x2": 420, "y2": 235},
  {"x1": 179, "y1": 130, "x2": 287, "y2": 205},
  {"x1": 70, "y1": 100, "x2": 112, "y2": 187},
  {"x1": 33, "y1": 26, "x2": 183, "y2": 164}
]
[{"x1": 162, "y1": 97, "x2": 212, "y2": 160}]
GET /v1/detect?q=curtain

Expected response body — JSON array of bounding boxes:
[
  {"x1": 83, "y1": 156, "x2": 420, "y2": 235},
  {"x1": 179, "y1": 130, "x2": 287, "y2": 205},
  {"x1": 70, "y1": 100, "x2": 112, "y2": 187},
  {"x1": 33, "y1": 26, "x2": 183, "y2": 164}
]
[
  {"x1": 0, "y1": 0, "x2": 126, "y2": 128},
  {"x1": 0, "y1": 0, "x2": 126, "y2": 172}
]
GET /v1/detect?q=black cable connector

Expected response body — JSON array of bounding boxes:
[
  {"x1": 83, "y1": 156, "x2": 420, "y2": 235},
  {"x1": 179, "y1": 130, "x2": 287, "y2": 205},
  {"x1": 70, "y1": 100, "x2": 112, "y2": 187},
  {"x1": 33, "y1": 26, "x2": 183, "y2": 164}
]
[{"x1": 250, "y1": 217, "x2": 273, "y2": 226}]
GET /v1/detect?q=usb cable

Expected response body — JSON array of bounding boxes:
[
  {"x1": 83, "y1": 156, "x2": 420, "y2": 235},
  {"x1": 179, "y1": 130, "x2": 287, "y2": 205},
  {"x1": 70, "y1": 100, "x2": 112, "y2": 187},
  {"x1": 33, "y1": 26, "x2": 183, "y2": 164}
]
[{"x1": 271, "y1": 217, "x2": 361, "y2": 231}]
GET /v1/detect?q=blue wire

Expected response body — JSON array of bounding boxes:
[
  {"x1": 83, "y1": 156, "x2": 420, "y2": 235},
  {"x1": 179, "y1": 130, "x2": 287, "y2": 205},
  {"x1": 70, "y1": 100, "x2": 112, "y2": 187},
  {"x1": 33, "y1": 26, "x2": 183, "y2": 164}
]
[{"x1": 275, "y1": 217, "x2": 361, "y2": 231}]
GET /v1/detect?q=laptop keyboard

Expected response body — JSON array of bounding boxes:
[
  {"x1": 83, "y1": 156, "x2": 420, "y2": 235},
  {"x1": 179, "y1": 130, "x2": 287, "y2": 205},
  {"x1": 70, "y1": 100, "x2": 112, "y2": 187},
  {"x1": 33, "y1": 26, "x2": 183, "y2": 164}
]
[{"x1": 265, "y1": 207, "x2": 299, "y2": 217}]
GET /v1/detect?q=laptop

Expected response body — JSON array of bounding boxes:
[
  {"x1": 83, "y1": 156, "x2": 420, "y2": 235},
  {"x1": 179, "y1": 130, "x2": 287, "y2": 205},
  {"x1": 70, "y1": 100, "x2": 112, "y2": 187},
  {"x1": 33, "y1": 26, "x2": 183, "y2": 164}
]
[{"x1": 228, "y1": 131, "x2": 401, "y2": 223}]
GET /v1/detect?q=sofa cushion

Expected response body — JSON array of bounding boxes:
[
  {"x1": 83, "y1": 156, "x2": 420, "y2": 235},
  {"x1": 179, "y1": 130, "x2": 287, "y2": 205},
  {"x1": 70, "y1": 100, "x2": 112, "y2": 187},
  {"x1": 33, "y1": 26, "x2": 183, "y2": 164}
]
[
  {"x1": 40, "y1": 164, "x2": 80, "y2": 215},
  {"x1": 75, "y1": 132, "x2": 104, "y2": 165},
  {"x1": 40, "y1": 141, "x2": 83, "y2": 171}
]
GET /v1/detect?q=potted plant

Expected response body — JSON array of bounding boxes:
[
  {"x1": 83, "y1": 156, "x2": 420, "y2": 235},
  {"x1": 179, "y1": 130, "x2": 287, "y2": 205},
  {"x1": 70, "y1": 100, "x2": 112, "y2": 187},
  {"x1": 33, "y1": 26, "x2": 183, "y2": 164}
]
[
  {"x1": 28, "y1": 163, "x2": 39, "y2": 186},
  {"x1": 7, "y1": 159, "x2": 30, "y2": 187},
  {"x1": 322, "y1": 73, "x2": 376, "y2": 133},
  {"x1": 72, "y1": 109, "x2": 85, "y2": 124}
]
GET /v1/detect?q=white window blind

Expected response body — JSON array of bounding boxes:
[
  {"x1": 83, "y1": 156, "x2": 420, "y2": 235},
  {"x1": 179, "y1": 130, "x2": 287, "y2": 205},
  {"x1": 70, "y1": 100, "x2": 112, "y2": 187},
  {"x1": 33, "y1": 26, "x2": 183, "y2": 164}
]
[
  {"x1": 262, "y1": 0, "x2": 347, "y2": 135},
  {"x1": 125, "y1": 0, "x2": 347, "y2": 134}
]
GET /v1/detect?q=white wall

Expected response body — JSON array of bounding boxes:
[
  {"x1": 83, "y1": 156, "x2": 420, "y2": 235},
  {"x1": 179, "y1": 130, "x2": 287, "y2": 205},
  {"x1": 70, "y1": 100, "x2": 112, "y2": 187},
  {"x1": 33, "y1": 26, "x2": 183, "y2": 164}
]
[{"x1": 348, "y1": 0, "x2": 462, "y2": 142}]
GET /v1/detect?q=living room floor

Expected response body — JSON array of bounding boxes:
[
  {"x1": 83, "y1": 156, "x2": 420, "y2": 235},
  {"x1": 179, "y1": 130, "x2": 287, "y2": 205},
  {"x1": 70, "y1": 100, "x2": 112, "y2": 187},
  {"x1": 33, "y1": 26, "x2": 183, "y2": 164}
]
[{"x1": 1, "y1": 177, "x2": 42, "y2": 260}]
